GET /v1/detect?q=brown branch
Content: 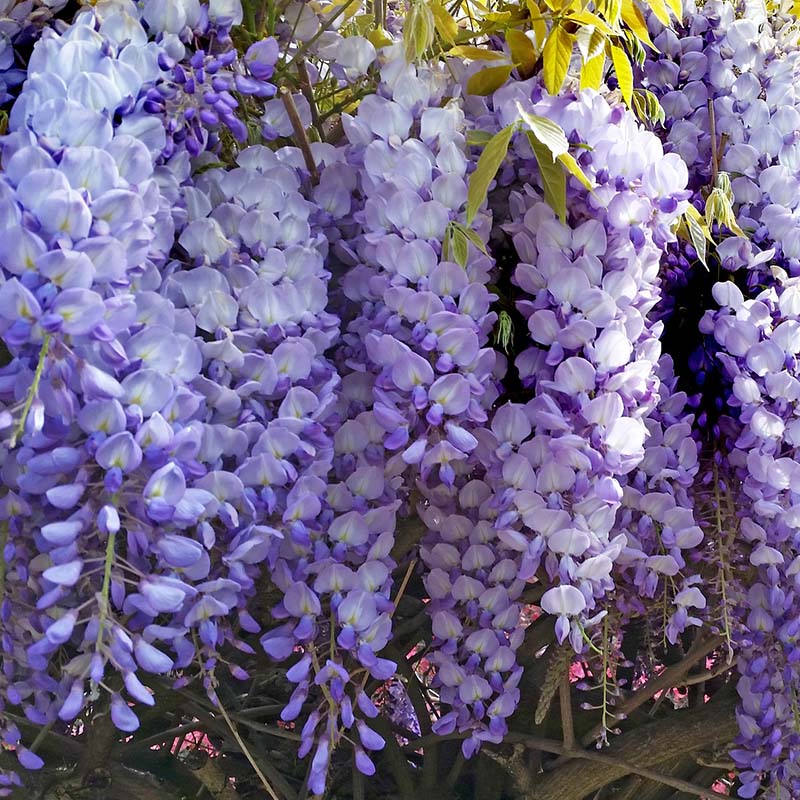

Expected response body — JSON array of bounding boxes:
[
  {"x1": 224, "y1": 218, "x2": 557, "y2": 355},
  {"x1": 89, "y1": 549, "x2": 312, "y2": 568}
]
[
  {"x1": 279, "y1": 87, "x2": 318, "y2": 182},
  {"x1": 578, "y1": 633, "x2": 724, "y2": 748},
  {"x1": 513, "y1": 736, "x2": 729, "y2": 800},
  {"x1": 559, "y1": 671, "x2": 574, "y2": 752},
  {"x1": 187, "y1": 752, "x2": 241, "y2": 800},
  {"x1": 295, "y1": 59, "x2": 322, "y2": 136},
  {"x1": 507, "y1": 692, "x2": 738, "y2": 800}
]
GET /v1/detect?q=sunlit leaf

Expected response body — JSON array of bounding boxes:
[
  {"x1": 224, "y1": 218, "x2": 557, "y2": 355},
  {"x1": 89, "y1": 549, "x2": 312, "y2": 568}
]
[
  {"x1": 580, "y1": 52, "x2": 605, "y2": 90},
  {"x1": 516, "y1": 102, "x2": 569, "y2": 156},
  {"x1": 610, "y1": 44, "x2": 633, "y2": 106},
  {"x1": 643, "y1": 0, "x2": 671, "y2": 26},
  {"x1": 569, "y1": 9, "x2": 614, "y2": 34},
  {"x1": 531, "y1": 15, "x2": 548, "y2": 49},
  {"x1": 506, "y1": 28, "x2": 538, "y2": 79},
  {"x1": 559, "y1": 152, "x2": 593, "y2": 190},
  {"x1": 325, "y1": 0, "x2": 362, "y2": 21},
  {"x1": 367, "y1": 26, "x2": 392, "y2": 48},
  {"x1": 597, "y1": 0, "x2": 622, "y2": 27},
  {"x1": 664, "y1": 0, "x2": 683, "y2": 18},
  {"x1": 448, "y1": 45, "x2": 509, "y2": 61},
  {"x1": 542, "y1": 24, "x2": 574, "y2": 95},
  {"x1": 466, "y1": 124, "x2": 516, "y2": 224},
  {"x1": 706, "y1": 187, "x2": 746, "y2": 237},
  {"x1": 467, "y1": 64, "x2": 514, "y2": 96},
  {"x1": 527, "y1": 131, "x2": 567, "y2": 223},
  {"x1": 684, "y1": 210, "x2": 708, "y2": 268},
  {"x1": 621, "y1": 0, "x2": 656, "y2": 49},
  {"x1": 631, "y1": 88, "x2": 665, "y2": 124},
  {"x1": 575, "y1": 26, "x2": 606, "y2": 63}
]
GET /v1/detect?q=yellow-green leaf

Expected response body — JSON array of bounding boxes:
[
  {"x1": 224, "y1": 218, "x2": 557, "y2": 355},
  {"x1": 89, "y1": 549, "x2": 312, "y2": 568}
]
[
  {"x1": 664, "y1": 0, "x2": 682, "y2": 18},
  {"x1": 684, "y1": 209, "x2": 708, "y2": 267},
  {"x1": 516, "y1": 101, "x2": 569, "y2": 156},
  {"x1": 580, "y1": 52, "x2": 605, "y2": 90},
  {"x1": 575, "y1": 26, "x2": 606, "y2": 63},
  {"x1": 453, "y1": 222, "x2": 490, "y2": 255},
  {"x1": 531, "y1": 15, "x2": 548, "y2": 49},
  {"x1": 527, "y1": 131, "x2": 567, "y2": 222},
  {"x1": 569, "y1": 9, "x2": 614, "y2": 34},
  {"x1": 404, "y1": 0, "x2": 435, "y2": 62},
  {"x1": 367, "y1": 26, "x2": 392, "y2": 48},
  {"x1": 643, "y1": 0, "x2": 671, "y2": 25},
  {"x1": 467, "y1": 64, "x2": 514, "y2": 96},
  {"x1": 542, "y1": 25, "x2": 574, "y2": 95},
  {"x1": 448, "y1": 45, "x2": 509, "y2": 61},
  {"x1": 466, "y1": 129, "x2": 495, "y2": 147},
  {"x1": 621, "y1": 0, "x2": 656, "y2": 49},
  {"x1": 431, "y1": 0, "x2": 459, "y2": 44},
  {"x1": 610, "y1": 44, "x2": 633, "y2": 106},
  {"x1": 494, "y1": 310, "x2": 514, "y2": 353},
  {"x1": 325, "y1": 0, "x2": 361, "y2": 20},
  {"x1": 685, "y1": 203, "x2": 713, "y2": 241},
  {"x1": 466, "y1": 123, "x2": 516, "y2": 224},
  {"x1": 506, "y1": 28, "x2": 538, "y2": 79},
  {"x1": 597, "y1": 0, "x2": 622, "y2": 27},
  {"x1": 559, "y1": 152, "x2": 593, "y2": 190},
  {"x1": 452, "y1": 226, "x2": 469, "y2": 266}
]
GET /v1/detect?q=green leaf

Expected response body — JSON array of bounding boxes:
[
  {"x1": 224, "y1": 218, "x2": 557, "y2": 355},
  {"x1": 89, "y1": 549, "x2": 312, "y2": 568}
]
[
  {"x1": 527, "y1": 131, "x2": 567, "y2": 223},
  {"x1": 452, "y1": 221, "x2": 489, "y2": 255},
  {"x1": 452, "y1": 227, "x2": 469, "y2": 267},
  {"x1": 467, "y1": 64, "x2": 514, "y2": 96},
  {"x1": 558, "y1": 152, "x2": 593, "y2": 190},
  {"x1": 466, "y1": 129, "x2": 495, "y2": 147},
  {"x1": 404, "y1": 0, "x2": 435, "y2": 62},
  {"x1": 506, "y1": 28, "x2": 538, "y2": 79},
  {"x1": 684, "y1": 209, "x2": 708, "y2": 267},
  {"x1": 688, "y1": 224, "x2": 707, "y2": 267},
  {"x1": 430, "y1": 0, "x2": 458, "y2": 44},
  {"x1": 442, "y1": 223, "x2": 453, "y2": 262},
  {"x1": 493, "y1": 310, "x2": 514, "y2": 353},
  {"x1": 631, "y1": 88, "x2": 665, "y2": 125},
  {"x1": 466, "y1": 123, "x2": 516, "y2": 224},
  {"x1": 516, "y1": 102, "x2": 569, "y2": 157},
  {"x1": 542, "y1": 24, "x2": 574, "y2": 95},
  {"x1": 706, "y1": 187, "x2": 746, "y2": 237}
]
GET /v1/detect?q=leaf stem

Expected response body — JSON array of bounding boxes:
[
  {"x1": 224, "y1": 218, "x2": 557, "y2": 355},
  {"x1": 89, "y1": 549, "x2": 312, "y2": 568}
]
[{"x1": 10, "y1": 333, "x2": 51, "y2": 447}]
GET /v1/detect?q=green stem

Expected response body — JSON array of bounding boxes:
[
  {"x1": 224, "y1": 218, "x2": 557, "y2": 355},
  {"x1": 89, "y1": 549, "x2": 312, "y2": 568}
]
[
  {"x1": 11, "y1": 334, "x2": 51, "y2": 448},
  {"x1": 93, "y1": 529, "x2": 117, "y2": 665},
  {"x1": 713, "y1": 462, "x2": 734, "y2": 662},
  {"x1": 243, "y1": 0, "x2": 258, "y2": 36}
]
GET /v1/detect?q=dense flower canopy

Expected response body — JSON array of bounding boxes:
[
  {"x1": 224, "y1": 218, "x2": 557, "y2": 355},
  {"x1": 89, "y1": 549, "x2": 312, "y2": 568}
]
[{"x1": 0, "y1": 0, "x2": 798, "y2": 799}]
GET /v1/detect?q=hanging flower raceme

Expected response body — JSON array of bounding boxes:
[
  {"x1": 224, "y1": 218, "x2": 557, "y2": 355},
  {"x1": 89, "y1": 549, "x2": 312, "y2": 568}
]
[
  {"x1": 642, "y1": 0, "x2": 800, "y2": 283},
  {"x1": 699, "y1": 273, "x2": 800, "y2": 799},
  {"x1": 0, "y1": 0, "x2": 287, "y2": 764},
  {"x1": 480, "y1": 83, "x2": 692, "y2": 649}
]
